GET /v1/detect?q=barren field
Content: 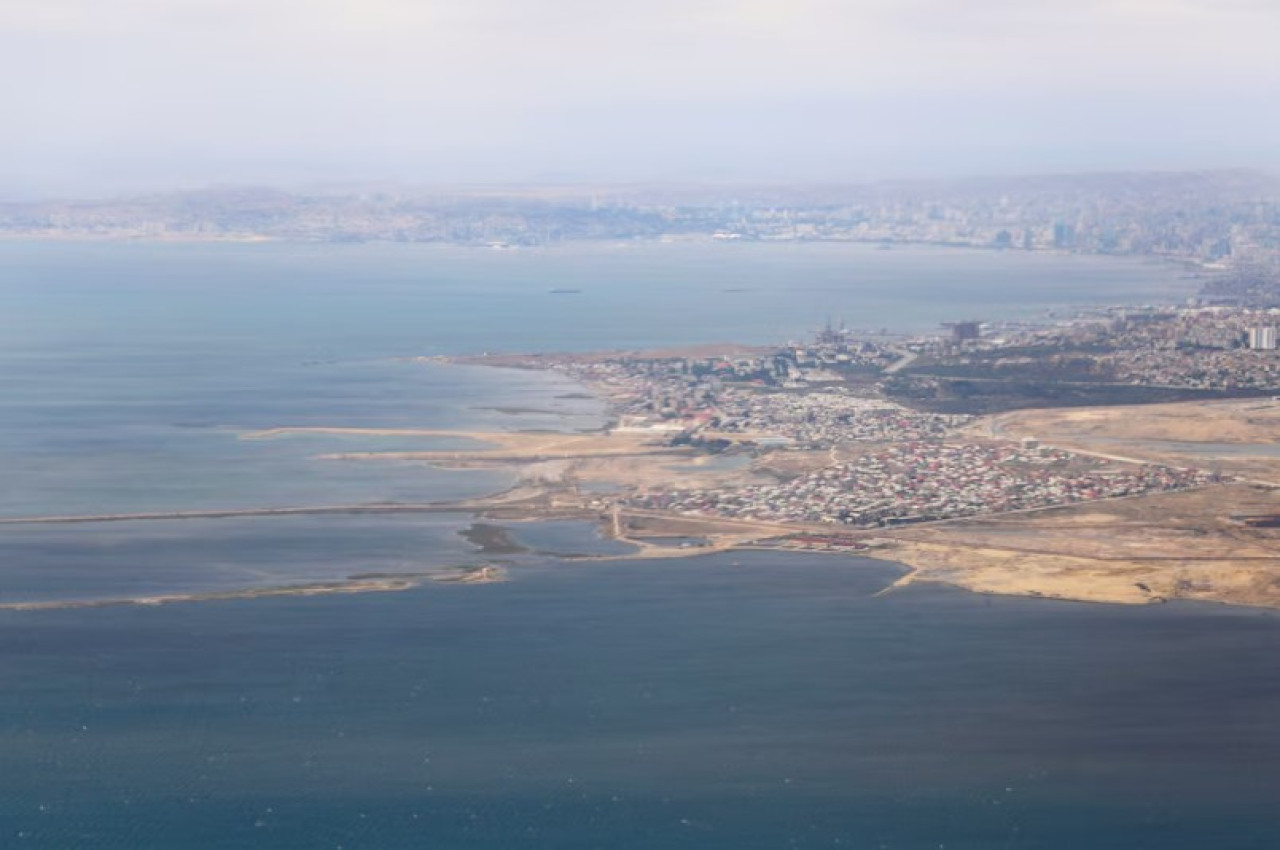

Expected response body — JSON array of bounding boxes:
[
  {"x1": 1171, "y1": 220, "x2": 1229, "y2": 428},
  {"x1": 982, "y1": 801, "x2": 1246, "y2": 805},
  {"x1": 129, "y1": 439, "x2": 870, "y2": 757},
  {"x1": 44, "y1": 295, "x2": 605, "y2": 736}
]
[
  {"x1": 983, "y1": 398, "x2": 1280, "y2": 484},
  {"x1": 987, "y1": 398, "x2": 1280, "y2": 444},
  {"x1": 880, "y1": 482, "x2": 1280, "y2": 607},
  {"x1": 580, "y1": 482, "x2": 1280, "y2": 609},
  {"x1": 571, "y1": 451, "x2": 771, "y2": 491},
  {"x1": 246, "y1": 423, "x2": 779, "y2": 495},
  {"x1": 245, "y1": 428, "x2": 682, "y2": 463}
]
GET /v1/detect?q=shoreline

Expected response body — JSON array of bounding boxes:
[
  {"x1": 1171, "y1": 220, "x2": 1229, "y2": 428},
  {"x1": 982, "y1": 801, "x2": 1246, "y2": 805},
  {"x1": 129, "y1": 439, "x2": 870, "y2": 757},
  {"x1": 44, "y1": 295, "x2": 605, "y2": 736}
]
[
  {"x1": 12, "y1": 354, "x2": 1276, "y2": 612},
  {"x1": 0, "y1": 577, "x2": 418, "y2": 611},
  {"x1": 0, "y1": 564, "x2": 507, "y2": 612},
  {"x1": 11, "y1": 294, "x2": 1280, "y2": 612}
]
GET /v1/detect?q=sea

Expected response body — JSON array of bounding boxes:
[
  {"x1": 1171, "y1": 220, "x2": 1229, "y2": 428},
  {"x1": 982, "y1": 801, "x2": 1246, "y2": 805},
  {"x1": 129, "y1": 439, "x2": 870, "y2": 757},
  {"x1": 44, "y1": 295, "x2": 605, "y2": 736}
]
[{"x1": 4, "y1": 239, "x2": 1280, "y2": 848}]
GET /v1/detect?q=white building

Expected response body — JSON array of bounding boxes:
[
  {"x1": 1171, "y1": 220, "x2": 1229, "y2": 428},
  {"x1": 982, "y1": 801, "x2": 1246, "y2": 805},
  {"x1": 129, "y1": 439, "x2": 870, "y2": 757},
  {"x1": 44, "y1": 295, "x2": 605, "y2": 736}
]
[{"x1": 1248, "y1": 327, "x2": 1278, "y2": 350}]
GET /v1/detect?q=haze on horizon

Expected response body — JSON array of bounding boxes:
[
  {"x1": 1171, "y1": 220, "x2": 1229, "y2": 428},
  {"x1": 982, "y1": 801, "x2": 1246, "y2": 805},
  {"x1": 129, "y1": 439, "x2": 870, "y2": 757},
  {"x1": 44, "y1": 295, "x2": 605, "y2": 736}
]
[{"x1": 3, "y1": 0, "x2": 1279, "y2": 199}]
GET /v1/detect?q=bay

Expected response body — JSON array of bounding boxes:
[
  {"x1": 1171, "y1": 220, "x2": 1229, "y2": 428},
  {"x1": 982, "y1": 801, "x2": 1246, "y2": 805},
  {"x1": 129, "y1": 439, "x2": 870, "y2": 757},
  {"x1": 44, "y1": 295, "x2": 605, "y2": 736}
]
[{"x1": 1, "y1": 239, "x2": 1257, "y2": 849}]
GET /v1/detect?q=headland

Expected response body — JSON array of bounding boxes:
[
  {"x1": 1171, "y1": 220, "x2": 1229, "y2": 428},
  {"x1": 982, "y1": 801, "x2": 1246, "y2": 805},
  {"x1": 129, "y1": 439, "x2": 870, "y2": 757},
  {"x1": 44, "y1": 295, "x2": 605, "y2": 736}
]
[
  {"x1": 8, "y1": 275, "x2": 1280, "y2": 611},
  {"x1": 317, "y1": 299, "x2": 1280, "y2": 610}
]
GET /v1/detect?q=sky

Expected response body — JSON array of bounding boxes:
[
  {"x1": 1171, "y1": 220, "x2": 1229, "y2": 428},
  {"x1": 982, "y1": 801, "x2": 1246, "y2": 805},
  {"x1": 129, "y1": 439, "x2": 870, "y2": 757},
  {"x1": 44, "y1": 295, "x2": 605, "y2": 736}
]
[{"x1": 2, "y1": 0, "x2": 1279, "y2": 197}]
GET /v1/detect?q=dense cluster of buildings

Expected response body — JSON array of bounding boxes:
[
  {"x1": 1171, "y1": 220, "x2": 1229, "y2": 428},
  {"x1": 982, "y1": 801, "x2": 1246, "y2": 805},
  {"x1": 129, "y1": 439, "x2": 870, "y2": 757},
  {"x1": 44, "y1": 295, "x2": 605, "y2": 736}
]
[
  {"x1": 1087, "y1": 308, "x2": 1280, "y2": 351},
  {"x1": 488, "y1": 301, "x2": 1254, "y2": 533},
  {"x1": 549, "y1": 357, "x2": 727, "y2": 420},
  {"x1": 905, "y1": 305, "x2": 1280, "y2": 392},
  {"x1": 6, "y1": 172, "x2": 1280, "y2": 269},
  {"x1": 539, "y1": 351, "x2": 969, "y2": 447},
  {"x1": 632, "y1": 441, "x2": 1212, "y2": 527},
  {"x1": 1056, "y1": 307, "x2": 1280, "y2": 389},
  {"x1": 1102, "y1": 348, "x2": 1280, "y2": 390},
  {"x1": 712, "y1": 391, "x2": 969, "y2": 445}
]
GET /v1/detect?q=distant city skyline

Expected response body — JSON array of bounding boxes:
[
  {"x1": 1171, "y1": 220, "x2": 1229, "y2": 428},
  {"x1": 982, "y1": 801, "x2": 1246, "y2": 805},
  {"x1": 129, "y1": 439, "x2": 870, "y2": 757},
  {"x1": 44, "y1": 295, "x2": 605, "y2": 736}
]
[{"x1": 3, "y1": 0, "x2": 1279, "y2": 198}]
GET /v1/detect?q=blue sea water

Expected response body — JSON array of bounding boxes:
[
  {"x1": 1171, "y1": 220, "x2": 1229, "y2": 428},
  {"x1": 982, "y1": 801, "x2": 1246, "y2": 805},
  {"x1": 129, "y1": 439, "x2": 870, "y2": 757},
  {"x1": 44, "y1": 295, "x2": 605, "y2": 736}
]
[
  {"x1": 4, "y1": 239, "x2": 1270, "y2": 848},
  {"x1": 0, "y1": 239, "x2": 1185, "y2": 519},
  {"x1": 0, "y1": 357, "x2": 598, "y2": 517},
  {"x1": 4, "y1": 556, "x2": 1280, "y2": 848},
  {"x1": 0, "y1": 240, "x2": 1187, "y2": 358}
]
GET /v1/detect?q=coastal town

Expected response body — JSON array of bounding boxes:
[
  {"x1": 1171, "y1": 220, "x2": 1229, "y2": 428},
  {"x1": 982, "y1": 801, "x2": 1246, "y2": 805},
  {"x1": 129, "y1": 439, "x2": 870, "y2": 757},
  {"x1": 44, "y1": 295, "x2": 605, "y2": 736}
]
[
  {"x1": 12, "y1": 186, "x2": 1279, "y2": 608},
  {"x1": 630, "y1": 441, "x2": 1212, "y2": 527},
  {"x1": 415, "y1": 277, "x2": 1280, "y2": 611},
  {"x1": 451, "y1": 288, "x2": 1280, "y2": 544},
  {"x1": 6, "y1": 171, "x2": 1280, "y2": 267}
]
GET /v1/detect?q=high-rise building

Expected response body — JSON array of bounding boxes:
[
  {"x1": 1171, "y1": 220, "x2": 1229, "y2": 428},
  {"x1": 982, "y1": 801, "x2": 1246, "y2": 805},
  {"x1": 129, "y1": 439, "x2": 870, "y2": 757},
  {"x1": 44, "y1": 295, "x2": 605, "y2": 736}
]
[
  {"x1": 1247, "y1": 327, "x2": 1278, "y2": 350},
  {"x1": 1053, "y1": 222, "x2": 1077, "y2": 249}
]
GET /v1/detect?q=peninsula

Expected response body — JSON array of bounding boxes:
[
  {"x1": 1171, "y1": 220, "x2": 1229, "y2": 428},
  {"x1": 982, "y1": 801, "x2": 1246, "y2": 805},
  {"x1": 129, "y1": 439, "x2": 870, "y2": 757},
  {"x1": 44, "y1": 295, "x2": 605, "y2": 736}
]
[
  {"x1": 231, "y1": 292, "x2": 1280, "y2": 611},
  {"x1": 10, "y1": 259, "x2": 1280, "y2": 612}
]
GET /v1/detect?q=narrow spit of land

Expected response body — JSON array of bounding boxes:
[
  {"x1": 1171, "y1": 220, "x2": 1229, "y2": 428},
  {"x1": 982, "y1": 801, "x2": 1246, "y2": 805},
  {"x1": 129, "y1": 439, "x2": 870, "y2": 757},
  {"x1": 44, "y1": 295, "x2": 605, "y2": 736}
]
[
  {"x1": 0, "y1": 503, "x2": 496, "y2": 525},
  {"x1": 0, "y1": 566, "x2": 507, "y2": 611}
]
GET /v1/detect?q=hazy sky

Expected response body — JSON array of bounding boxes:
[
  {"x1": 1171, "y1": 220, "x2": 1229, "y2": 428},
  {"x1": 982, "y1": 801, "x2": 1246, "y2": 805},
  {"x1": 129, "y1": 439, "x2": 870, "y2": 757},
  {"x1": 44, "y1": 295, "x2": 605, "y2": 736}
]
[{"x1": 3, "y1": 0, "x2": 1279, "y2": 196}]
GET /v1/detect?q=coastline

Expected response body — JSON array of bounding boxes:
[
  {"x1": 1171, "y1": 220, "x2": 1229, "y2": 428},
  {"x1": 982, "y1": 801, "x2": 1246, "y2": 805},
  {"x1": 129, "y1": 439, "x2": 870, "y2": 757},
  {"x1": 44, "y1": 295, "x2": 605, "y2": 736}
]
[
  {"x1": 0, "y1": 564, "x2": 507, "y2": 612},
  {"x1": 1, "y1": 334, "x2": 1275, "y2": 614},
  {"x1": 398, "y1": 354, "x2": 1280, "y2": 611},
  {"x1": 0, "y1": 242, "x2": 1272, "y2": 612},
  {"x1": 9, "y1": 349, "x2": 1275, "y2": 613}
]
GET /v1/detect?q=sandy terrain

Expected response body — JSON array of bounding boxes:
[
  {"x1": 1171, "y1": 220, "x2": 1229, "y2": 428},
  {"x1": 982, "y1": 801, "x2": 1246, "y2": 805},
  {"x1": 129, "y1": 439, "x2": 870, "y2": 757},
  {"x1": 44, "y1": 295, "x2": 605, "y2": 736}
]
[
  {"x1": 560, "y1": 481, "x2": 1280, "y2": 609},
  {"x1": 244, "y1": 427, "x2": 666, "y2": 457},
  {"x1": 876, "y1": 541, "x2": 1280, "y2": 606},
  {"x1": 570, "y1": 451, "x2": 771, "y2": 492},
  {"x1": 983, "y1": 398, "x2": 1280, "y2": 484},
  {"x1": 304, "y1": 430, "x2": 683, "y2": 463},
  {"x1": 986, "y1": 398, "x2": 1280, "y2": 444},
  {"x1": 872, "y1": 482, "x2": 1280, "y2": 607},
  {"x1": 0, "y1": 576, "x2": 420, "y2": 611},
  {"x1": 245, "y1": 422, "x2": 776, "y2": 495}
]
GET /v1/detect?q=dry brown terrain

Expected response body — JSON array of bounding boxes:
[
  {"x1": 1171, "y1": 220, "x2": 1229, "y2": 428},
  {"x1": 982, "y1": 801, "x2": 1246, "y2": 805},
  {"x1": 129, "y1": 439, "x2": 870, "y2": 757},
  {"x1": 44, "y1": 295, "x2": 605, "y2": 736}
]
[
  {"x1": 0, "y1": 576, "x2": 419, "y2": 611},
  {"x1": 983, "y1": 398, "x2": 1280, "y2": 483},
  {"x1": 245, "y1": 427, "x2": 683, "y2": 463},
  {"x1": 246, "y1": 425, "x2": 777, "y2": 494},
  {"x1": 987, "y1": 398, "x2": 1280, "y2": 444},
  {"x1": 585, "y1": 483, "x2": 1280, "y2": 609},
  {"x1": 571, "y1": 452, "x2": 772, "y2": 491},
  {"x1": 879, "y1": 482, "x2": 1280, "y2": 607}
]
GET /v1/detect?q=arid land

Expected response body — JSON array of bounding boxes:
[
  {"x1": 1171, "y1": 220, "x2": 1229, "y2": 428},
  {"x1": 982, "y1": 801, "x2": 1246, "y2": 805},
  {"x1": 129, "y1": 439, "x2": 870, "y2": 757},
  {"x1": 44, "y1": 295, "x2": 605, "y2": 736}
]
[
  {"x1": 983, "y1": 399, "x2": 1280, "y2": 484},
  {"x1": 0, "y1": 563, "x2": 507, "y2": 612},
  {"x1": 236, "y1": 371, "x2": 1280, "y2": 610}
]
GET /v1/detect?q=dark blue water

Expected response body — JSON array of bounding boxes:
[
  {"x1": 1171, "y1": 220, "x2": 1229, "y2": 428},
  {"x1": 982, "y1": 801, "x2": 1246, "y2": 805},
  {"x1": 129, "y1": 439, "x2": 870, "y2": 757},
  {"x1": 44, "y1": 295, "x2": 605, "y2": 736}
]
[
  {"x1": 3, "y1": 554, "x2": 1280, "y2": 848},
  {"x1": 2, "y1": 240, "x2": 1264, "y2": 848}
]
